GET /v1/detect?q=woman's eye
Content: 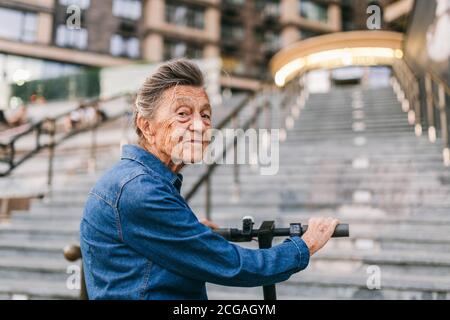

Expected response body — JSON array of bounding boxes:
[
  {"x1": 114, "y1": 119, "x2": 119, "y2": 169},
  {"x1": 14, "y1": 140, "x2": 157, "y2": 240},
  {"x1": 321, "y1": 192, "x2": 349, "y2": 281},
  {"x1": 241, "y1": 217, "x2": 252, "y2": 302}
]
[
  {"x1": 202, "y1": 114, "x2": 211, "y2": 120},
  {"x1": 178, "y1": 112, "x2": 188, "y2": 117}
]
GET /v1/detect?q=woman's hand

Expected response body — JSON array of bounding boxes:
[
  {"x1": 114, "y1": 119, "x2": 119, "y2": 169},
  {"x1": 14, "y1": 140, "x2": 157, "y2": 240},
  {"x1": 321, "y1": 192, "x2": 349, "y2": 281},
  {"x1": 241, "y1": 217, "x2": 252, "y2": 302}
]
[
  {"x1": 200, "y1": 218, "x2": 219, "y2": 230},
  {"x1": 301, "y1": 217, "x2": 340, "y2": 256}
]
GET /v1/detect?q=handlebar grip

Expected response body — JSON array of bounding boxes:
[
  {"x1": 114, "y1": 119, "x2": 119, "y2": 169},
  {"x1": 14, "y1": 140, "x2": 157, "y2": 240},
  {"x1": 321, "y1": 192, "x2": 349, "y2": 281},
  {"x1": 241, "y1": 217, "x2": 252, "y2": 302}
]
[
  {"x1": 214, "y1": 228, "x2": 232, "y2": 240},
  {"x1": 302, "y1": 223, "x2": 349, "y2": 237},
  {"x1": 214, "y1": 228, "x2": 247, "y2": 241},
  {"x1": 332, "y1": 224, "x2": 349, "y2": 237}
]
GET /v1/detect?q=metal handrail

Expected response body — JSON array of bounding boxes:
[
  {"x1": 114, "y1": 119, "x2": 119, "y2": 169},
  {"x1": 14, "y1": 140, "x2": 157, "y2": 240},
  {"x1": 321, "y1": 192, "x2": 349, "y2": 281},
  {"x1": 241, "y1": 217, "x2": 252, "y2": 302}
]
[
  {"x1": 392, "y1": 58, "x2": 450, "y2": 166},
  {"x1": 184, "y1": 94, "x2": 258, "y2": 201},
  {"x1": 184, "y1": 81, "x2": 300, "y2": 220},
  {"x1": 0, "y1": 92, "x2": 134, "y2": 185},
  {"x1": 62, "y1": 85, "x2": 290, "y2": 300}
]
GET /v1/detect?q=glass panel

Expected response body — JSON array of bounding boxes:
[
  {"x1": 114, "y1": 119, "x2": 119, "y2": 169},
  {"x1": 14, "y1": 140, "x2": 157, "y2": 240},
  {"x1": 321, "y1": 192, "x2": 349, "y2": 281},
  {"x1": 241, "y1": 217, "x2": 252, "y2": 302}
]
[
  {"x1": 55, "y1": 25, "x2": 88, "y2": 49},
  {"x1": 299, "y1": 0, "x2": 328, "y2": 23},
  {"x1": 110, "y1": 34, "x2": 140, "y2": 58},
  {"x1": 0, "y1": 7, "x2": 37, "y2": 42},
  {"x1": 110, "y1": 34, "x2": 123, "y2": 56},
  {"x1": 59, "y1": 0, "x2": 91, "y2": 10},
  {"x1": 164, "y1": 39, "x2": 202, "y2": 60},
  {"x1": 127, "y1": 37, "x2": 140, "y2": 58},
  {"x1": 22, "y1": 13, "x2": 37, "y2": 43},
  {"x1": 222, "y1": 24, "x2": 245, "y2": 40},
  {"x1": 224, "y1": 0, "x2": 245, "y2": 5},
  {"x1": 112, "y1": 0, "x2": 142, "y2": 20},
  {"x1": 165, "y1": 1, "x2": 204, "y2": 29},
  {"x1": 174, "y1": 43, "x2": 187, "y2": 57},
  {"x1": 0, "y1": 8, "x2": 22, "y2": 40}
]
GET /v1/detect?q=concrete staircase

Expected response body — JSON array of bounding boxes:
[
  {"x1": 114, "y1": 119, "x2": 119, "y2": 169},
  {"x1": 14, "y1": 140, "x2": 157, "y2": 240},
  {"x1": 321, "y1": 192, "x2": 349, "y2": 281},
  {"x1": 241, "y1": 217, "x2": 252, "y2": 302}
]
[
  {"x1": 1, "y1": 85, "x2": 450, "y2": 300},
  {"x1": 203, "y1": 85, "x2": 450, "y2": 300},
  {"x1": 0, "y1": 92, "x2": 256, "y2": 300}
]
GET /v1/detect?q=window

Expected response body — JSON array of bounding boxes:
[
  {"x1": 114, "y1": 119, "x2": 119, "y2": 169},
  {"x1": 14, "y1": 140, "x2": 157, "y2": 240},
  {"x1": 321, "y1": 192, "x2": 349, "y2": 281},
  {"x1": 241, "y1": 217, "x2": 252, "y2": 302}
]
[
  {"x1": 299, "y1": 0, "x2": 328, "y2": 23},
  {"x1": 221, "y1": 24, "x2": 245, "y2": 41},
  {"x1": 165, "y1": 1, "x2": 205, "y2": 29},
  {"x1": 58, "y1": 0, "x2": 91, "y2": 10},
  {"x1": 113, "y1": 0, "x2": 142, "y2": 20},
  {"x1": 255, "y1": 0, "x2": 280, "y2": 11},
  {"x1": 0, "y1": 7, "x2": 37, "y2": 43},
  {"x1": 0, "y1": 53, "x2": 83, "y2": 83},
  {"x1": 110, "y1": 34, "x2": 140, "y2": 58},
  {"x1": 164, "y1": 39, "x2": 202, "y2": 60},
  {"x1": 42, "y1": 60, "x2": 82, "y2": 79},
  {"x1": 223, "y1": 0, "x2": 245, "y2": 5},
  {"x1": 56, "y1": 24, "x2": 88, "y2": 49}
]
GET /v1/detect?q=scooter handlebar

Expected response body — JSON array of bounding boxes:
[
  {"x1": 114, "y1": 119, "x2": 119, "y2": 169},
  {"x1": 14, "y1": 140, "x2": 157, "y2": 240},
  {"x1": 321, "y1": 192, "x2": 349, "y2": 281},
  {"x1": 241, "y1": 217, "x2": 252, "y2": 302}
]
[{"x1": 214, "y1": 223, "x2": 349, "y2": 241}]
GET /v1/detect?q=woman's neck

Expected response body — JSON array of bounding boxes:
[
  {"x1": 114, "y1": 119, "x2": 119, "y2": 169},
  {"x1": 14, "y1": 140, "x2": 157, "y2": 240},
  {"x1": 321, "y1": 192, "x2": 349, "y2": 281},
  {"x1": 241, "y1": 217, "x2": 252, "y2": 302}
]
[{"x1": 138, "y1": 141, "x2": 184, "y2": 173}]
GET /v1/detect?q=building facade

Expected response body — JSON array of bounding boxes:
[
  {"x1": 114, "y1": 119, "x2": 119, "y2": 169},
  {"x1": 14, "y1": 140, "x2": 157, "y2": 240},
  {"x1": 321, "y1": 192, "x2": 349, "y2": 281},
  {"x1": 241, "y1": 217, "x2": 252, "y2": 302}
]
[{"x1": 0, "y1": 0, "x2": 411, "y2": 94}]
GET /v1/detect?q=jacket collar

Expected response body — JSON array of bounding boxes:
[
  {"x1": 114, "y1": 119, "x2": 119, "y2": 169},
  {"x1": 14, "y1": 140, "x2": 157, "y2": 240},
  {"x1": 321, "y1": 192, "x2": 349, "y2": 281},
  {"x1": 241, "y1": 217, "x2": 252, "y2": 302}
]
[{"x1": 121, "y1": 144, "x2": 183, "y2": 191}]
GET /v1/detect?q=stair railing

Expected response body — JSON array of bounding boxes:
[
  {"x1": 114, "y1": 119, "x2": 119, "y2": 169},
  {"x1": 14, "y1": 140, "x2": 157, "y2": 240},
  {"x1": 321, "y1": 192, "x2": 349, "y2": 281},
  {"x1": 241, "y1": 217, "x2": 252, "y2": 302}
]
[
  {"x1": 62, "y1": 80, "x2": 307, "y2": 300},
  {"x1": 184, "y1": 80, "x2": 302, "y2": 220},
  {"x1": 0, "y1": 93, "x2": 135, "y2": 190},
  {"x1": 392, "y1": 59, "x2": 450, "y2": 166}
]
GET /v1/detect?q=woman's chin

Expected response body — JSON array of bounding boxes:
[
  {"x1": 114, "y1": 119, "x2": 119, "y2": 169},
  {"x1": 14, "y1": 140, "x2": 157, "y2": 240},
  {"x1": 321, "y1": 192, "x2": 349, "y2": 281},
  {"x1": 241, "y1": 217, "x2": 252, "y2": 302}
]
[
  {"x1": 182, "y1": 154, "x2": 204, "y2": 164},
  {"x1": 180, "y1": 146, "x2": 204, "y2": 164}
]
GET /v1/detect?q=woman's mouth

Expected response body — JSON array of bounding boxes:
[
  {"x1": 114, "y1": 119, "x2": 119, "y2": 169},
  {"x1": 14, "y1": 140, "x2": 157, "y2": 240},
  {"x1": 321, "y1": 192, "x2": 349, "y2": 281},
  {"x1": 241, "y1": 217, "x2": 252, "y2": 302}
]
[{"x1": 188, "y1": 140, "x2": 203, "y2": 145}]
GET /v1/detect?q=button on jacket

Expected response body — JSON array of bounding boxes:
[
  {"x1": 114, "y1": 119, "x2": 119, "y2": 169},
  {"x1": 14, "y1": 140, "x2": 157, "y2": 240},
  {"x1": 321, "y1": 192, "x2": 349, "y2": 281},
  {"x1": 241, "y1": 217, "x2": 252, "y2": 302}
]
[{"x1": 80, "y1": 144, "x2": 310, "y2": 300}]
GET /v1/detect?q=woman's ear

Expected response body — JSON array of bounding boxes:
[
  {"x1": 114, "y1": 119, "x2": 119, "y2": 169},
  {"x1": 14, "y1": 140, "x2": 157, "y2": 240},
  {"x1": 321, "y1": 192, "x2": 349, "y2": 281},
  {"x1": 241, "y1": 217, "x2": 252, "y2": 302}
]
[{"x1": 137, "y1": 116, "x2": 156, "y2": 144}]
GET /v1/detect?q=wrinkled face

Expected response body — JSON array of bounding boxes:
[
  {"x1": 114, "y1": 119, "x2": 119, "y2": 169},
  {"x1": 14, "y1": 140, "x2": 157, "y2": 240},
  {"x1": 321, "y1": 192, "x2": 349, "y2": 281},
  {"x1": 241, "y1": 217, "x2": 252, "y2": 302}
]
[{"x1": 149, "y1": 85, "x2": 212, "y2": 164}]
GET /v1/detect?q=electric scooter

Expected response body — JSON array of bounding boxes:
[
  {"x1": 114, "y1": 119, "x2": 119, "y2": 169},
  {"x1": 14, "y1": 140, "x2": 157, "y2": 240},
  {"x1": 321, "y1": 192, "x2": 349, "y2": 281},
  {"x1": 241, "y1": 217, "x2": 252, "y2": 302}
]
[{"x1": 213, "y1": 217, "x2": 350, "y2": 300}]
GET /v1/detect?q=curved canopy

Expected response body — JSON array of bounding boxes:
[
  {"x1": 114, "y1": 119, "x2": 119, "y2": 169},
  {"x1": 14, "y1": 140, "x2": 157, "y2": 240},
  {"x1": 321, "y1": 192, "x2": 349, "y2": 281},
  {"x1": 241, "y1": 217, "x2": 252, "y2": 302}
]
[{"x1": 269, "y1": 31, "x2": 404, "y2": 87}]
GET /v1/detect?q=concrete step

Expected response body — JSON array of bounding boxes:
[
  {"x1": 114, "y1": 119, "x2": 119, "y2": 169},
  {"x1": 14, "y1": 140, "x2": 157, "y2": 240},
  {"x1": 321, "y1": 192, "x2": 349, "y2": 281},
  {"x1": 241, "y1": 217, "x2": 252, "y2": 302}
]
[
  {"x1": 207, "y1": 271, "x2": 450, "y2": 300},
  {"x1": 0, "y1": 277, "x2": 78, "y2": 300},
  {"x1": 0, "y1": 255, "x2": 70, "y2": 282}
]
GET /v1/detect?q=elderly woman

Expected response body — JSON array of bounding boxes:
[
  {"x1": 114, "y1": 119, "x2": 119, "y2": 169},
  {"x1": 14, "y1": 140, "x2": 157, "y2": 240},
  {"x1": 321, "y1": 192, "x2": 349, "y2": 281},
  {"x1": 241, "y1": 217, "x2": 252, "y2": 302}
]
[{"x1": 80, "y1": 59, "x2": 339, "y2": 300}]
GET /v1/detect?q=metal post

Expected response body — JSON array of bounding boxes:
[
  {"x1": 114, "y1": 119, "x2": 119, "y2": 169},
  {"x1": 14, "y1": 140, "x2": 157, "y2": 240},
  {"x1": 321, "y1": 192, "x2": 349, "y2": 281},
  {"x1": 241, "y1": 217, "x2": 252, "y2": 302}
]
[
  {"x1": 425, "y1": 74, "x2": 436, "y2": 142},
  {"x1": 88, "y1": 105, "x2": 100, "y2": 174},
  {"x1": 437, "y1": 83, "x2": 450, "y2": 166},
  {"x1": 205, "y1": 176, "x2": 211, "y2": 221},
  {"x1": 47, "y1": 119, "x2": 56, "y2": 193},
  {"x1": 414, "y1": 79, "x2": 422, "y2": 136},
  {"x1": 8, "y1": 143, "x2": 15, "y2": 173},
  {"x1": 232, "y1": 115, "x2": 240, "y2": 202},
  {"x1": 257, "y1": 221, "x2": 276, "y2": 300},
  {"x1": 89, "y1": 125, "x2": 97, "y2": 174},
  {"x1": 438, "y1": 84, "x2": 448, "y2": 144},
  {"x1": 264, "y1": 89, "x2": 272, "y2": 129}
]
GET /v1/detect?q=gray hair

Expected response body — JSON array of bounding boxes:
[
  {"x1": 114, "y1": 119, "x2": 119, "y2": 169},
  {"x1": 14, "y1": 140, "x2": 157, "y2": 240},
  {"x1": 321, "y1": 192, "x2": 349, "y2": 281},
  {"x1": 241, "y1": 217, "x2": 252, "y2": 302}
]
[{"x1": 133, "y1": 58, "x2": 205, "y2": 140}]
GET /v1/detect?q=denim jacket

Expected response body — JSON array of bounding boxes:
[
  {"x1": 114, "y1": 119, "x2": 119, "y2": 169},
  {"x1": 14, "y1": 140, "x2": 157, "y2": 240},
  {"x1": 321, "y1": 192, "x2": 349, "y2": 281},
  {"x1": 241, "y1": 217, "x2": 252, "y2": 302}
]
[{"x1": 80, "y1": 144, "x2": 310, "y2": 300}]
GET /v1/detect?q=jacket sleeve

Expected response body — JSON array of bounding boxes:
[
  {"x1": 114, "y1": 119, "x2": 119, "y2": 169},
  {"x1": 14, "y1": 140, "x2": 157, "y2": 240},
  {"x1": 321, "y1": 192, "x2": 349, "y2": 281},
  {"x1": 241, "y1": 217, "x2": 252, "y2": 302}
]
[{"x1": 117, "y1": 173, "x2": 310, "y2": 287}]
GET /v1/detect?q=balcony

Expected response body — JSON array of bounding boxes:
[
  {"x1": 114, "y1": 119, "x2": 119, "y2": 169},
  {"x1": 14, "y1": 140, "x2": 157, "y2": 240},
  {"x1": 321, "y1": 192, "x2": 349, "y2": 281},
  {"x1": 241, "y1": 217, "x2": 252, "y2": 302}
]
[{"x1": 261, "y1": 3, "x2": 280, "y2": 23}]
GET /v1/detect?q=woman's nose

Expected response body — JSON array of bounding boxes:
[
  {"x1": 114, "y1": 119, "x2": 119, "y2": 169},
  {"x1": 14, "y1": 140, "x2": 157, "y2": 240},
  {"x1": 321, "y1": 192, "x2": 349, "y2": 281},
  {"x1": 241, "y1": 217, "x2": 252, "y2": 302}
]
[{"x1": 189, "y1": 115, "x2": 206, "y2": 133}]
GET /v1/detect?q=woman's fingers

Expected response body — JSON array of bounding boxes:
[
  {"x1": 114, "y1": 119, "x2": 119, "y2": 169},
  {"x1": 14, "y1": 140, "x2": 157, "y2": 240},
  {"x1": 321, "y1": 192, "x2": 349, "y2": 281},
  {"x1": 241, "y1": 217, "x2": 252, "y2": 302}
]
[{"x1": 302, "y1": 216, "x2": 340, "y2": 256}]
